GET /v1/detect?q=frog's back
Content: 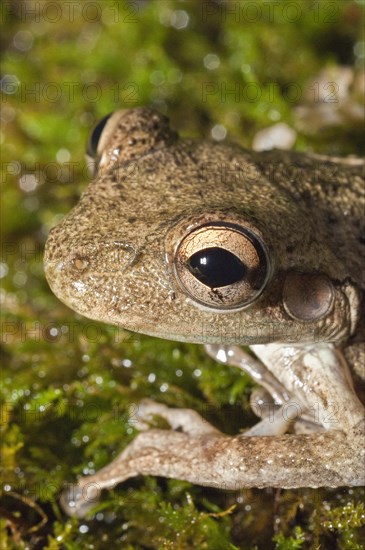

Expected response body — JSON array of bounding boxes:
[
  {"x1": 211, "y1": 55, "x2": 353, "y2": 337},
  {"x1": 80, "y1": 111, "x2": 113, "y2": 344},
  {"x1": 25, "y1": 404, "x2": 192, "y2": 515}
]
[{"x1": 252, "y1": 150, "x2": 365, "y2": 290}]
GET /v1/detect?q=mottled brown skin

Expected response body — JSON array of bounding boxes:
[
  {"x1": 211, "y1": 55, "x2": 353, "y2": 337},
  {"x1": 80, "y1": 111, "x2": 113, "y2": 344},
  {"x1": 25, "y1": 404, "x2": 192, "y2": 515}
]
[{"x1": 44, "y1": 108, "x2": 365, "y2": 517}]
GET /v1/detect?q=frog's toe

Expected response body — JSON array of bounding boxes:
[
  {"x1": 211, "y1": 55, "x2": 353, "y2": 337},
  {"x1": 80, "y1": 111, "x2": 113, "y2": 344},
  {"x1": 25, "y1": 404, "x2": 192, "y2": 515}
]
[
  {"x1": 60, "y1": 483, "x2": 101, "y2": 518},
  {"x1": 131, "y1": 398, "x2": 161, "y2": 431},
  {"x1": 250, "y1": 387, "x2": 280, "y2": 418},
  {"x1": 136, "y1": 398, "x2": 222, "y2": 436}
]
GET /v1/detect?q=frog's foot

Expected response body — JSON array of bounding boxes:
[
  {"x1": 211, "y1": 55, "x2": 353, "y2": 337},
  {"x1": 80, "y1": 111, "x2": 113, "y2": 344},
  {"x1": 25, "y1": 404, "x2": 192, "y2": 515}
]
[
  {"x1": 249, "y1": 387, "x2": 281, "y2": 419},
  {"x1": 60, "y1": 418, "x2": 365, "y2": 518},
  {"x1": 60, "y1": 401, "x2": 223, "y2": 517},
  {"x1": 249, "y1": 388, "x2": 325, "y2": 435},
  {"x1": 204, "y1": 344, "x2": 289, "y2": 404},
  {"x1": 134, "y1": 398, "x2": 223, "y2": 436},
  {"x1": 60, "y1": 481, "x2": 101, "y2": 518},
  {"x1": 244, "y1": 392, "x2": 295, "y2": 436},
  {"x1": 136, "y1": 397, "x2": 297, "y2": 438},
  {"x1": 206, "y1": 345, "x2": 325, "y2": 435},
  {"x1": 244, "y1": 389, "x2": 320, "y2": 435},
  {"x1": 60, "y1": 396, "x2": 327, "y2": 517}
]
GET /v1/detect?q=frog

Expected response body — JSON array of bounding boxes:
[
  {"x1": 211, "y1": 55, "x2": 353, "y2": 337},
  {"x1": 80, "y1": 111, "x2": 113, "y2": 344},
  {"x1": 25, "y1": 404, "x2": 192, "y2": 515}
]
[{"x1": 44, "y1": 107, "x2": 365, "y2": 518}]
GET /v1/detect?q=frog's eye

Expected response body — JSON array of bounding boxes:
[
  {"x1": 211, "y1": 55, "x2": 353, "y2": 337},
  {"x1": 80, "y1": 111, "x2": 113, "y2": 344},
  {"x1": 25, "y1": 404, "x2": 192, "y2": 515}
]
[
  {"x1": 174, "y1": 223, "x2": 270, "y2": 310},
  {"x1": 86, "y1": 113, "x2": 113, "y2": 158}
]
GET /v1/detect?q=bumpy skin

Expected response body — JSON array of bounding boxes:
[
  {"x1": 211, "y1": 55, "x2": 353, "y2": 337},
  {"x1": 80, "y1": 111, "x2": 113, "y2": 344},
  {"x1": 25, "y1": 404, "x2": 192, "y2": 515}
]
[{"x1": 44, "y1": 108, "x2": 365, "y2": 517}]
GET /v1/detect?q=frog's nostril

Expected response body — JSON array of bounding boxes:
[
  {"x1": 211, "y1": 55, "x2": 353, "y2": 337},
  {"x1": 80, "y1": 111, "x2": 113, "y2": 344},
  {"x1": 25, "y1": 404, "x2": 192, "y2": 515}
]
[{"x1": 72, "y1": 256, "x2": 90, "y2": 272}]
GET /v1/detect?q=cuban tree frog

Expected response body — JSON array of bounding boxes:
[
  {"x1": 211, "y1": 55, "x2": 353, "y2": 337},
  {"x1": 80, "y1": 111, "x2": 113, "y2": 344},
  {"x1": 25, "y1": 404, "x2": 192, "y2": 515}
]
[{"x1": 44, "y1": 108, "x2": 365, "y2": 517}]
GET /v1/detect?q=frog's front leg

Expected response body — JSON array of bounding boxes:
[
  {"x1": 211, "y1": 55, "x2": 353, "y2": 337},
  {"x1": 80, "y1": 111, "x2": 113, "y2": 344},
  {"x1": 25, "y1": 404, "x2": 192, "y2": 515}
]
[
  {"x1": 61, "y1": 343, "x2": 365, "y2": 518},
  {"x1": 205, "y1": 343, "x2": 290, "y2": 406},
  {"x1": 62, "y1": 423, "x2": 364, "y2": 518},
  {"x1": 135, "y1": 397, "x2": 294, "y2": 437},
  {"x1": 205, "y1": 343, "x2": 323, "y2": 434}
]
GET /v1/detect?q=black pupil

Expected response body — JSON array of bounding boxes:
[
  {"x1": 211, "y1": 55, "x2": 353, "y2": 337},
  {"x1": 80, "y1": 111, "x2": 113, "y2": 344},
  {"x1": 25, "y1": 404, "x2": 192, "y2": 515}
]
[
  {"x1": 87, "y1": 113, "x2": 112, "y2": 157},
  {"x1": 187, "y1": 247, "x2": 246, "y2": 288}
]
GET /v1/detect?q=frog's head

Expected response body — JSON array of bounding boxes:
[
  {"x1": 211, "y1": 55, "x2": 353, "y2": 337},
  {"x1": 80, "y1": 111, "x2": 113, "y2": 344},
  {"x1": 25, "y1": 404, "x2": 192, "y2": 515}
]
[{"x1": 44, "y1": 108, "x2": 360, "y2": 346}]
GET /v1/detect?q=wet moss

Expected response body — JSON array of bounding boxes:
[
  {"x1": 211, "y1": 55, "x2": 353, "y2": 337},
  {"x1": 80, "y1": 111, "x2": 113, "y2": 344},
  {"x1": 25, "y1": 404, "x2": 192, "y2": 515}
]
[{"x1": 1, "y1": 1, "x2": 364, "y2": 548}]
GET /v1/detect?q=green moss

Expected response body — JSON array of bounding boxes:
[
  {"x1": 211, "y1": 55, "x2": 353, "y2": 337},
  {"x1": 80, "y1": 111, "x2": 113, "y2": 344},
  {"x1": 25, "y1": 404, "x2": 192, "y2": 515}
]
[
  {"x1": 1, "y1": 0, "x2": 364, "y2": 548},
  {"x1": 273, "y1": 526, "x2": 305, "y2": 550},
  {"x1": 321, "y1": 501, "x2": 365, "y2": 549}
]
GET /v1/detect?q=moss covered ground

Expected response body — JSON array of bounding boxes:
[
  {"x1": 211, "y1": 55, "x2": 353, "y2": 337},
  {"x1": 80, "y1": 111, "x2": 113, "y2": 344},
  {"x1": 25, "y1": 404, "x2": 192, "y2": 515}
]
[{"x1": 1, "y1": 1, "x2": 364, "y2": 548}]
